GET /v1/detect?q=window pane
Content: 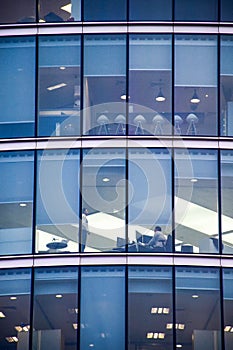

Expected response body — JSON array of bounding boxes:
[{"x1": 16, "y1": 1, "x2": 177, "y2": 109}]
[
  {"x1": 38, "y1": 35, "x2": 81, "y2": 137},
  {"x1": 39, "y1": 0, "x2": 81, "y2": 22},
  {"x1": 81, "y1": 266, "x2": 125, "y2": 350},
  {"x1": 0, "y1": 268, "x2": 31, "y2": 349},
  {"x1": 174, "y1": 149, "x2": 218, "y2": 253},
  {"x1": 82, "y1": 148, "x2": 126, "y2": 252},
  {"x1": 176, "y1": 267, "x2": 221, "y2": 350},
  {"x1": 175, "y1": 35, "x2": 217, "y2": 136},
  {"x1": 128, "y1": 148, "x2": 172, "y2": 252},
  {"x1": 129, "y1": 0, "x2": 172, "y2": 21},
  {"x1": 84, "y1": 0, "x2": 126, "y2": 21},
  {"x1": 220, "y1": 35, "x2": 233, "y2": 137},
  {"x1": 128, "y1": 266, "x2": 173, "y2": 350},
  {"x1": 0, "y1": 0, "x2": 36, "y2": 24},
  {"x1": 220, "y1": 150, "x2": 233, "y2": 253},
  {"x1": 129, "y1": 35, "x2": 172, "y2": 136},
  {"x1": 221, "y1": 0, "x2": 233, "y2": 22},
  {"x1": 175, "y1": 0, "x2": 218, "y2": 21},
  {"x1": 83, "y1": 35, "x2": 126, "y2": 135},
  {"x1": 223, "y1": 268, "x2": 233, "y2": 349},
  {"x1": 36, "y1": 149, "x2": 79, "y2": 253},
  {"x1": 33, "y1": 267, "x2": 78, "y2": 350},
  {"x1": 0, "y1": 36, "x2": 35, "y2": 138},
  {"x1": 0, "y1": 151, "x2": 34, "y2": 255}
]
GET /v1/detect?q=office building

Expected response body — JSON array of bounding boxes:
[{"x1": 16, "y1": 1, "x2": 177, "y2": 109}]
[{"x1": 0, "y1": 1, "x2": 233, "y2": 349}]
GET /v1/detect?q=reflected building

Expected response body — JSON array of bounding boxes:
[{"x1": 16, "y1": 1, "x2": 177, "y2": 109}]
[{"x1": 0, "y1": 1, "x2": 233, "y2": 350}]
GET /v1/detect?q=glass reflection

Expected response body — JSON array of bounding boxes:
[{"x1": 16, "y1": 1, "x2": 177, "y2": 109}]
[
  {"x1": 175, "y1": 35, "x2": 217, "y2": 136},
  {"x1": 0, "y1": 0, "x2": 35, "y2": 24},
  {"x1": 129, "y1": 35, "x2": 172, "y2": 135},
  {"x1": 0, "y1": 36, "x2": 35, "y2": 138},
  {"x1": 33, "y1": 267, "x2": 78, "y2": 350},
  {"x1": 174, "y1": 149, "x2": 218, "y2": 253},
  {"x1": 129, "y1": 0, "x2": 172, "y2": 21},
  {"x1": 84, "y1": 0, "x2": 126, "y2": 21},
  {"x1": 128, "y1": 148, "x2": 172, "y2": 252},
  {"x1": 81, "y1": 266, "x2": 125, "y2": 350},
  {"x1": 176, "y1": 267, "x2": 221, "y2": 350},
  {"x1": 128, "y1": 266, "x2": 173, "y2": 350},
  {"x1": 220, "y1": 35, "x2": 233, "y2": 137},
  {"x1": 82, "y1": 148, "x2": 126, "y2": 252},
  {"x1": 36, "y1": 149, "x2": 80, "y2": 253},
  {"x1": 0, "y1": 268, "x2": 31, "y2": 349},
  {"x1": 223, "y1": 268, "x2": 233, "y2": 350},
  {"x1": 221, "y1": 150, "x2": 233, "y2": 253},
  {"x1": 39, "y1": 0, "x2": 81, "y2": 22},
  {"x1": 83, "y1": 35, "x2": 126, "y2": 135},
  {"x1": 38, "y1": 35, "x2": 81, "y2": 137},
  {"x1": 0, "y1": 151, "x2": 34, "y2": 255}
]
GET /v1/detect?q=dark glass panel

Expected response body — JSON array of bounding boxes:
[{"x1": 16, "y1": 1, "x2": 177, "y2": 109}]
[
  {"x1": 175, "y1": 0, "x2": 218, "y2": 22},
  {"x1": 223, "y1": 268, "x2": 233, "y2": 349},
  {"x1": 129, "y1": 0, "x2": 172, "y2": 21},
  {"x1": 221, "y1": 0, "x2": 233, "y2": 22},
  {"x1": 128, "y1": 266, "x2": 173, "y2": 350},
  {"x1": 0, "y1": 268, "x2": 31, "y2": 349},
  {"x1": 176, "y1": 267, "x2": 221, "y2": 350},
  {"x1": 33, "y1": 267, "x2": 79, "y2": 350},
  {"x1": 0, "y1": 0, "x2": 36, "y2": 24},
  {"x1": 80, "y1": 266, "x2": 125, "y2": 350},
  {"x1": 84, "y1": 0, "x2": 126, "y2": 21}
]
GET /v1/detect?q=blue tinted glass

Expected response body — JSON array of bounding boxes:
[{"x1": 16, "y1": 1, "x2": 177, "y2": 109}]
[
  {"x1": 175, "y1": 149, "x2": 218, "y2": 254},
  {"x1": 0, "y1": 36, "x2": 35, "y2": 138},
  {"x1": 221, "y1": 0, "x2": 233, "y2": 22},
  {"x1": 0, "y1": 151, "x2": 34, "y2": 255},
  {"x1": 175, "y1": 35, "x2": 217, "y2": 136},
  {"x1": 176, "y1": 267, "x2": 221, "y2": 349},
  {"x1": 220, "y1": 35, "x2": 233, "y2": 137},
  {"x1": 38, "y1": 35, "x2": 81, "y2": 137},
  {"x1": 128, "y1": 266, "x2": 173, "y2": 349},
  {"x1": 83, "y1": 35, "x2": 126, "y2": 135},
  {"x1": 175, "y1": 0, "x2": 218, "y2": 21},
  {"x1": 33, "y1": 267, "x2": 79, "y2": 350},
  {"x1": 36, "y1": 149, "x2": 80, "y2": 253},
  {"x1": 0, "y1": 268, "x2": 31, "y2": 349},
  {"x1": 129, "y1": 34, "x2": 172, "y2": 136},
  {"x1": 220, "y1": 150, "x2": 233, "y2": 253},
  {"x1": 81, "y1": 266, "x2": 125, "y2": 350},
  {"x1": 129, "y1": 0, "x2": 172, "y2": 21},
  {"x1": 39, "y1": 0, "x2": 81, "y2": 22},
  {"x1": 223, "y1": 269, "x2": 233, "y2": 349},
  {"x1": 84, "y1": 0, "x2": 126, "y2": 21},
  {"x1": 128, "y1": 148, "x2": 172, "y2": 252},
  {"x1": 82, "y1": 148, "x2": 126, "y2": 252}
]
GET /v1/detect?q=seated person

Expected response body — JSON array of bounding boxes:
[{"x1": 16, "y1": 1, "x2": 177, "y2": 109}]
[{"x1": 141, "y1": 226, "x2": 166, "y2": 251}]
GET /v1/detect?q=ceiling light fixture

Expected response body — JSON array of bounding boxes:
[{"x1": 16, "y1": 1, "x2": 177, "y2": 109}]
[
  {"x1": 6, "y1": 337, "x2": 18, "y2": 343},
  {"x1": 102, "y1": 177, "x2": 110, "y2": 182},
  {"x1": 190, "y1": 89, "x2": 200, "y2": 104},
  {"x1": 10, "y1": 296, "x2": 17, "y2": 300},
  {"x1": 55, "y1": 294, "x2": 63, "y2": 298},
  {"x1": 155, "y1": 87, "x2": 166, "y2": 102},
  {"x1": 19, "y1": 203, "x2": 27, "y2": 207},
  {"x1": 151, "y1": 307, "x2": 170, "y2": 314},
  {"x1": 0, "y1": 311, "x2": 6, "y2": 318},
  {"x1": 47, "y1": 83, "x2": 67, "y2": 91},
  {"x1": 192, "y1": 294, "x2": 199, "y2": 298},
  {"x1": 73, "y1": 323, "x2": 78, "y2": 330}
]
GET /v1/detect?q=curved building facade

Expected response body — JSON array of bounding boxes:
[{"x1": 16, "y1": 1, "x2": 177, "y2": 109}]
[{"x1": 0, "y1": 1, "x2": 233, "y2": 350}]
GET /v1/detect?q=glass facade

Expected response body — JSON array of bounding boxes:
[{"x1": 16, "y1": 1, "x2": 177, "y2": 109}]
[{"x1": 0, "y1": 3, "x2": 233, "y2": 350}]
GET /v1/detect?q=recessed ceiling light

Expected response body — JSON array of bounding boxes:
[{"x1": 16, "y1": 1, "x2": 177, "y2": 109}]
[
  {"x1": 151, "y1": 307, "x2": 170, "y2": 314},
  {"x1": 19, "y1": 203, "x2": 27, "y2": 207},
  {"x1": 205, "y1": 94, "x2": 209, "y2": 98},
  {"x1": 73, "y1": 323, "x2": 78, "y2": 330},
  {"x1": 192, "y1": 294, "x2": 199, "y2": 299},
  {"x1": 39, "y1": 19, "x2": 45, "y2": 22},
  {"x1": 0, "y1": 312, "x2": 6, "y2": 318},
  {"x1": 61, "y1": 3, "x2": 72, "y2": 14},
  {"x1": 47, "y1": 83, "x2": 67, "y2": 91},
  {"x1": 10, "y1": 296, "x2": 17, "y2": 300},
  {"x1": 190, "y1": 178, "x2": 198, "y2": 183},
  {"x1": 102, "y1": 177, "x2": 110, "y2": 182},
  {"x1": 59, "y1": 66, "x2": 66, "y2": 70},
  {"x1": 6, "y1": 337, "x2": 18, "y2": 343},
  {"x1": 176, "y1": 344, "x2": 182, "y2": 348},
  {"x1": 55, "y1": 294, "x2": 63, "y2": 298}
]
